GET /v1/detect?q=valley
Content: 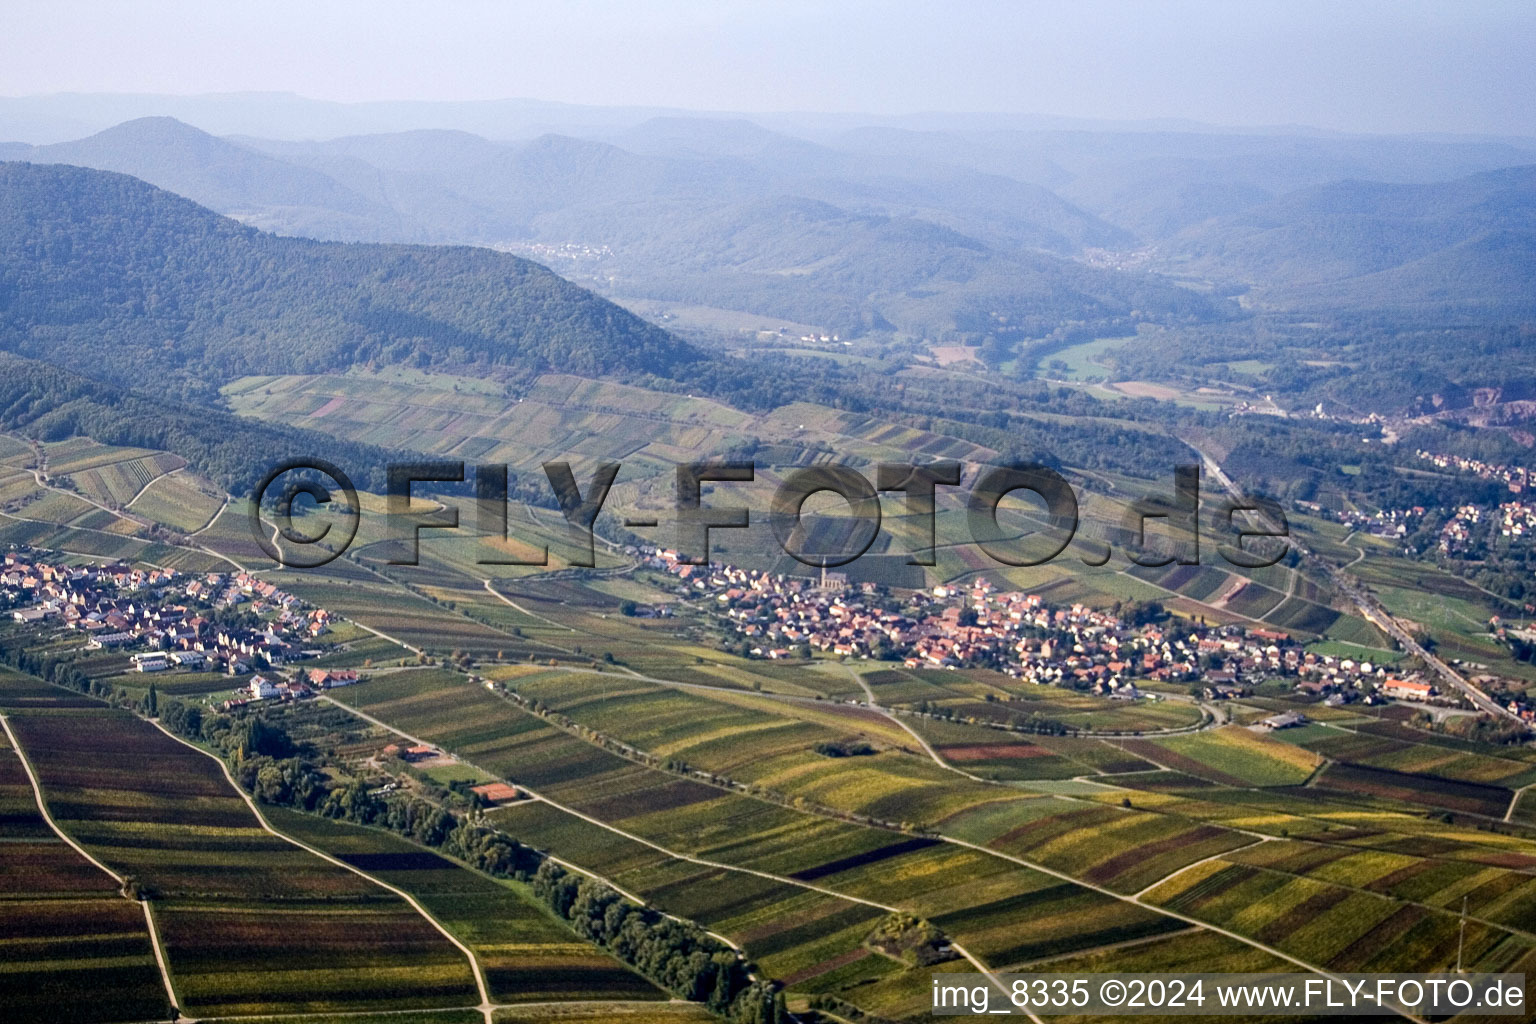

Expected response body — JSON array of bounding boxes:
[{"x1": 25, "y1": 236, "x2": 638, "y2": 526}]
[{"x1": 1, "y1": 63, "x2": 1534, "y2": 1023}]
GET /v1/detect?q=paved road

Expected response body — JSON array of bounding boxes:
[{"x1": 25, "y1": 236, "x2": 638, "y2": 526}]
[
  {"x1": 1193, "y1": 447, "x2": 1528, "y2": 732},
  {"x1": 2, "y1": 714, "x2": 183, "y2": 1016},
  {"x1": 325, "y1": 695, "x2": 1040, "y2": 1022},
  {"x1": 147, "y1": 717, "x2": 497, "y2": 1023},
  {"x1": 1330, "y1": 573, "x2": 1518, "y2": 721}
]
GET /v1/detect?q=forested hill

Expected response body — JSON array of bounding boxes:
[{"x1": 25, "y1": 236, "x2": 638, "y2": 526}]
[
  {"x1": 0, "y1": 162, "x2": 702, "y2": 402},
  {"x1": 1162, "y1": 164, "x2": 1536, "y2": 318}
]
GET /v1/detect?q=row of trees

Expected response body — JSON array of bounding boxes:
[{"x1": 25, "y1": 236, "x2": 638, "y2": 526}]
[
  {"x1": 0, "y1": 631, "x2": 790, "y2": 1024},
  {"x1": 532, "y1": 862, "x2": 782, "y2": 1020},
  {"x1": 156, "y1": 701, "x2": 786, "y2": 1023}
]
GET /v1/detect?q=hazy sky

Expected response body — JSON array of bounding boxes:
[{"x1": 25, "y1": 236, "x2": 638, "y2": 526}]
[{"x1": 4, "y1": 0, "x2": 1534, "y2": 136}]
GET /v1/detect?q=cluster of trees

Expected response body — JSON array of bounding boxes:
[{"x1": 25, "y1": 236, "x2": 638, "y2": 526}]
[
  {"x1": 155, "y1": 701, "x2": 786, "y2": 1022},
  {"x1": 1217, "y1": 415, "x2": 1508, "y2": 510},
  {"x1": 532, "y1": 862, "x2": 785, "y2": 1022},
  {"x1": 1506, "y1": 634, "x2": 1536, "y2": 666},
  {"x1": 0, "y1": 638, "x2": 150, "y2": 712},
  {"x1": 0, "y1": 163, "x2": 703, "y2": 404},
  {"x1": 813, "y1": 740, "x2": 876, "y2": 758},
  {"x1": 1117, "y1": 600, "x2": 1169, "y2": 627},
  {"x1": 1409, "y1": 709, "x2": 1530, "y2": 746},
  {"x1": 0, "y1": 646, "x2": 789, "y2": 1024},
  {"x1": 0, "y1": 160, "x2": 1220, "y2": 501},
  {"x1": 0, "y1": 162, "x2": 1253, "y2": 501},
  {"x1": 864, "y1": 911, "x2": 952, "y2": 967},
  {"x1": 1104, "y1": 317, "x2": 1536, "y2": 422}
]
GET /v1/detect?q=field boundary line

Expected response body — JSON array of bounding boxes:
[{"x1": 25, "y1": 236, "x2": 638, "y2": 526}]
[
  {"x1": 540, "y1": 851, "x2": 745, "y2": 956},
  {"x1": 552, "y1": 666, "x2": 1406, "y2": 1007},
  {"x1": 2, "y1": 713, "x2": 128, "y2": 882},
  {"x1": 483, "y1": 578, "x2": 579, "y2": 633},
  {"x1": 1, "y1": 713, "x2": 185, "y2": 1016},
  {"x1": 144, "y1": 717, "x2": 496, "y2": 1023},
  {"x1": 123, "y1": 462, "x2": 182, "y2": 510},
  {"x1": 119, "y1": 1000, "x2": 686, "y2": 1024},
  {"x1": 1132, "y1": 837, "x2": 1269, "y2": 898},
  {"x1": 837, "y1": 663, "x2": 994, "y2": 783},
  {"x1": 312, "y1": 594, "x2": 1407, "y2": 1023},
  {"x1": 1505, "y1": 782, "x2": 1534, "y2": 823},
  {"x1": 354, "y1": 620, "x2": 424, "y2": 655},
  {"x1": 330, "y1": 664, "x2": 1414, "y2": 1022},
  {"x1": 141, "y1": 900, "x2": 182, "y2": 1020},
  {"x1": 321, "y1": 699, "x2": 909, "y2": 907},
  {"x1": 0, "y1": 440, "x2": 245, "y2": 574},
  {"x1": 322, "y1": 695, "x2": 1036, "y2": 1020},
  {"x1": 995, "y1": 925, "x2": 1202, "y2": 972},
  {"x1": 341, "y1": 683, "x2": 1421, "y2": 1023},
  {"x1": 942, "y1": 833, "x2": 1425, "y2": 1024},
  {"x1": 186, "y1": 490, "x2": 231, "y2": 537}
]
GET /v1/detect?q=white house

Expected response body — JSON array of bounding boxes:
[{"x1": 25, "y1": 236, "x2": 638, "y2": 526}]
[{"x1": 249, "y1": 676, "x2": 279, "y2": 700}]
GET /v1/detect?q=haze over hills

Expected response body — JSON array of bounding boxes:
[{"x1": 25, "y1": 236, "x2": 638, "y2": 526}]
[
  {"x1": 5, "y1": 116, "x2": 1216, "y2": 345},
  {"x1": 1159, "y1": 165, "x2": 1536, "y2": 317},
  {"x1": 9, "y1": 7, "x2": 1536, "y2": 1021},
  {"x1": 3, "y1": 99, "x2": 1534, "y2": 422},
  {"x1": 0, "y1": 161, "x2": 700, "y2": 401},
  {"x1": 16, "y1": 117, "x2": 402, "y2": 238}
]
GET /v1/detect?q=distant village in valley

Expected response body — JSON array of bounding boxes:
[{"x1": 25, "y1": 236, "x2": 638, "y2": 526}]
[
  {"x1": 1417, "y1": 449, "x2": 1530, "y2": 494},
  {"x1": 0, "y1": 551, "x2": 362, "y2": 709},
  {"x1": 630, "y1": 545, "x2": 1515, "y2": 719},
  {"x1": 1293, "y1": 449, "x2": 1536, "y2": 558},
  {"x1": 3, "y1": 539, "x2": 1533, "y2": 732}
]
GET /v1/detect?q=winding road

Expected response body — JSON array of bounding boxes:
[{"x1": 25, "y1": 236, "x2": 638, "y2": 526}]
[{"x1": 1192, "y1": 444, "x2": 1527, "y2": 732}]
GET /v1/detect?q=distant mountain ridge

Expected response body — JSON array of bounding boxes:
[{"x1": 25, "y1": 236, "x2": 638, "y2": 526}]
[
  {"x1": 4, "y1": 116, "x2": 1212, "y2": 344},
  {"x1": 1161, "y1": 164, "x2": 1536, "y2": 316},
  {"x1": 6, "y1": 111, "x2": 1532, "y2": 384},
  {"x1": 0, "y1": 161, "x2": 701, "y2": 401}
]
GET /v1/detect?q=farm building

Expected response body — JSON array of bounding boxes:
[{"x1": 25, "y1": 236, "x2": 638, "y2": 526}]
[
  {"x1": 306, "y1": 668, "x2": 359, "y2": 688},
  {"x1": 1259, "y1": 711, "x2": 1306, "y2": 730},
  {"x1": 1383, "y1": 678, "x2": 1436, "y2": 701},
  {"x1": 470, "y1": 782, "x2": 522, "y2": 805}
]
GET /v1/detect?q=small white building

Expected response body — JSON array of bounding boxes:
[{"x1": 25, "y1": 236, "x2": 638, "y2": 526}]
[{"x1": 249, "y1": 676, "x2": 279, "y2": 700}]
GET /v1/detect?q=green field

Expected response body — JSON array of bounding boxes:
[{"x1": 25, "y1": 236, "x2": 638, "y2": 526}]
[
  {"x1": 5, "y1": 702, "x2": 481, "y2": 1018},
  {"x1": 0, "y1": 721, "x2": 173, "y2": 1024},
  {"x1": 264, "y1": 808, "x2": 665, "y2": 1004},
  {"x1": 1141, "y1": 727, "x2": 1324, "y2": 787},
  {"x1": 1037, "y1": 336, "x2": 1137, "y2": 381},
  {"x1": 325, "y1": 666, "x2": 1208, "y2": 996}
]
